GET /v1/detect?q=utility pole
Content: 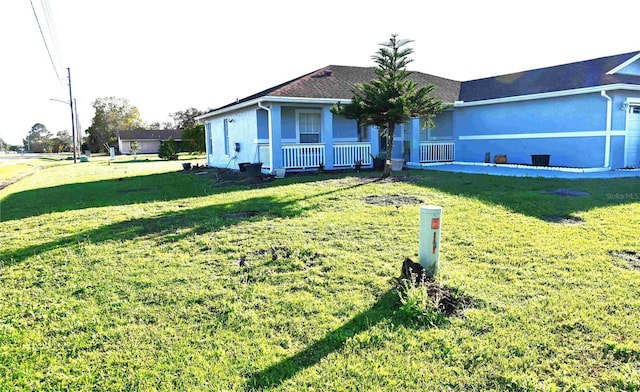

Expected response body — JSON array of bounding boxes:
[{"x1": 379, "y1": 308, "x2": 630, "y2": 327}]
[
  {"x1": 67, "y1": 67, "x2": 77, "y2": 163},
  {"x1": 74, "y1": 98, "x2": 81, "y2": 154}
]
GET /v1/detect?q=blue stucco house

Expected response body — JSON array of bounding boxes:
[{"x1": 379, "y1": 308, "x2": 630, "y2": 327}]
[{"x1": 197, "y1": 51, "x2": 640, "y2": 172}]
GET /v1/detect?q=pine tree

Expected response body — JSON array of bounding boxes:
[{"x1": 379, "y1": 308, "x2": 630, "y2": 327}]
[{"x1": 332, "y1": 35, "x2": 446, "y2": 177}]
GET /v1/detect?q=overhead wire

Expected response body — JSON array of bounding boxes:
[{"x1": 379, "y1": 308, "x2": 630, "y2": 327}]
[
  {"x1": 28, "y1": 0, "x2": 62, "y2": 86},
  {"x1": 41, "y1": 0, "x2": 63, "y2": 65}
]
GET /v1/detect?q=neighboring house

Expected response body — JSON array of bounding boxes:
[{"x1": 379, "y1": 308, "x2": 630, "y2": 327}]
[
  {"x1": 117, "y1": 130, "x2": 183, "y2": 154},
  {"x1": 197, "y1": 51, "x2": 640, "y2": 172}
]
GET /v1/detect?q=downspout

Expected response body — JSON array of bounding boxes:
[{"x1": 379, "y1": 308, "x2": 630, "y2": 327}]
[
  {"x1": 257, "y1": 101, "x2": 273, "y2": 174},
  {"x1": 601, "y1": 91, "x2": 612, "y2": 168}
]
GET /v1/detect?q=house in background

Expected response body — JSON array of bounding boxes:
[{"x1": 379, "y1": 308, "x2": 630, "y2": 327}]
[
  {"x1": 117, "y1": 130, "x2": 183, "y2": 154},
  {"x1": 198, "y1": 51, "x2": 640, "y2": 172}
]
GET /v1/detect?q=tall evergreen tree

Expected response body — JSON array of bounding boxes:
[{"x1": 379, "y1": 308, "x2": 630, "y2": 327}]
[{"x1": 332, "y1": 35, "x2": 446, "y2": 177}]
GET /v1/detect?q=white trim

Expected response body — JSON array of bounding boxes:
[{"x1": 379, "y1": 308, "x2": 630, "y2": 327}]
[
  {"x1": 459, "y1": 130, "x2": 625, "y2": 141},
  {"x1": 455, "y1": 84, "x2": 640, "y2": 107},
  {"x1": 624, "y1": 103, "x2": 640, "y2": 167},
  {"x1": 606, "y1": 53, "x2": 640, "y2": 75},
  {"x1": 602, "y1": 91, "x2": 612, "y2": 167}
]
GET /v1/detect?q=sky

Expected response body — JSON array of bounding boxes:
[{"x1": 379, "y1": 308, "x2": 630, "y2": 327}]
[{"x1": 2, "y1": 0, "x2": 640, "y2": 145}]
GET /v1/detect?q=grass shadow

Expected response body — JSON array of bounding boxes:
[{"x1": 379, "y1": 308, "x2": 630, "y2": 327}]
[
  {"x1": 404, "y1": 170, "x2": 640, "y2": 221},
  {"x1": 247, "y1": 289, "x2": 434, "y2": 390},
  {"x1": 0, "y1": 169, "x2": 364, "y2": 222},
  {"x1": 1, "y1": 195, "x2": 306, "y2": 266}
]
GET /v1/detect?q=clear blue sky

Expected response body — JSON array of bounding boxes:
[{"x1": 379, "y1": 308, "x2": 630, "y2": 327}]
[{"x1": 1, "y1": 0, "x2": 639, "y2": 145}]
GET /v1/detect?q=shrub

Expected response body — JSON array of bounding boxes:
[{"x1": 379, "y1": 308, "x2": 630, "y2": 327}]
[
  {"x1": 397, "y1": 276, "x2": 448, "y2": 327},
  {"x1": 158, "y1": 138, "x2": 178, "y2": 160}
]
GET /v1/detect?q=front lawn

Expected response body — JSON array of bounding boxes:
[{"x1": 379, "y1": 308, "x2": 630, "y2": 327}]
[{"x1": 1, "y1": 161, "x2": 639, "y2": 390}]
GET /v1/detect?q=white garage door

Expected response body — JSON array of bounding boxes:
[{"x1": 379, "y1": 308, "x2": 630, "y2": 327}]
[{"x1": 626, "y1": 106, "x2": 640, "y2": 168}]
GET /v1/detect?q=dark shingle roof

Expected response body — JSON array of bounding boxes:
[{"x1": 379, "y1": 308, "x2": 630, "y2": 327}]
[
  {"x1": 213, "y1": 65, "x2": 461, "y2": 112},
  {"x1": 459, "y1": 51, "x2": 640, "y2": 102},
  {"x1": 117, "y1": 129, "x2": 183, "y2": 141}
]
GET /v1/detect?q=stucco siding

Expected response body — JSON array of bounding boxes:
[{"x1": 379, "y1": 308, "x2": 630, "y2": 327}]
[
  {"x1": 454, "y1": 93, "x2": 613, "y2": 167},
  {"x1": 205, "y1": 107, "x2": 258, "y2": 169},
  {"x1": 457, "y1": 94, "x2": 606, "y2": 137},
  {"x1": 457, "y1": 136, "x2": 606, "y2": 167}
]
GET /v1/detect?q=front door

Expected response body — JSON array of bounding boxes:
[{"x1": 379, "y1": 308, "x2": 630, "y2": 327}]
[{"x1": 626, "y1": 106, "x2": 640, "y2": 168}]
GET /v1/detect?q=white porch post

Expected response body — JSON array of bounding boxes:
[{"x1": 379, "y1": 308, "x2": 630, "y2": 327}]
[
  {"x1": 322, "y1": 106, "x2": 334, "y2": 169},
  {"x1": 410, "y1": 118, "x2": 420, "y2": 163},
  {"x1": 370, "y1": 126, "x2": 380, "y2": 156},
  {"x1": 270, "y1": 104, "x2": 283, "y2": 172}
]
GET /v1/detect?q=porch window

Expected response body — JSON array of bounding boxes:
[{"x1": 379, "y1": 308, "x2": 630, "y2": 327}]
[
  {"x1": 420, "y1": 117, "x2": 453, "y2": 141},
  {"x1": 296, "y1": 110, "x2": 321, "y2": 143},
  {"x1": 357, "y1": 124, "x2": 369, "y2": 142}
]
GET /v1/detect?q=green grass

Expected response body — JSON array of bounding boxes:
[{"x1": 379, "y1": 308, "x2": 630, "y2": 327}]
[
  {"x1": 1, "y1": 160, "x2": 639, "y2": 391},
  {"x1": 0, "y1": 157, "x2": 72, "y2": 181}
]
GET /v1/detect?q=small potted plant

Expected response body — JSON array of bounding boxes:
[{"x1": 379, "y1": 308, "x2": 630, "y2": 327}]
[
  {"x1": 244, "y1": 162, "x2": 263, "y2": 176},
  {"x1": 391, "y1": 158, "x2": 405, "y2": 171},
  {"x1": 371, "y1": 153, "x2": 385, "y2": 171},
  {"x1": 354, "y1": 160, "x2": 363, "y2": 172}
]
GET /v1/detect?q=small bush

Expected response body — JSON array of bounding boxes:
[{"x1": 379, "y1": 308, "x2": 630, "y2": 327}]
[
  {"x1": 397, "y1": 277, "x2": 447, "y2": 327},
  {"x1": 159, "y1": 138, "x2": 178, "y2": 160}
]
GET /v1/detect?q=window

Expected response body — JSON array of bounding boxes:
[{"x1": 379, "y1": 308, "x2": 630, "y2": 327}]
[
  {"x1": 223, "y1": 119, "x2": 230, "y2": 155},
  {"x1": 205, "y1": 123, "x2": 213, "y2": 155},
  {"x1": 297, "y1": 110, "x2": 321, "y2": 143},
  {"x1": 357, "y1": 124, "x2": 369, "y2": 142}
]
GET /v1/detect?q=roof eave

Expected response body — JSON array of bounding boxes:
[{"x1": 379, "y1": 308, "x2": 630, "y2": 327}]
[
  {"x1": 455, "y1": 84, "x2": 640, "y2": 107},
  {"x1": 195, "y1": 96, "x2": 354, "y2": 120}
]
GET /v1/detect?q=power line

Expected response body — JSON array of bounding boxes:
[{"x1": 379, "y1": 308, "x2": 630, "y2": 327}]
[
  {"x1": 40, "y1": 0, "x2": 63, "y2": 64},
  {"x1": 29, "y1": 0, "x2": 62, "y2": 85}
]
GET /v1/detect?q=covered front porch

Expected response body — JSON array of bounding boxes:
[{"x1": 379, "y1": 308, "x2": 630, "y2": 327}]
[
  {"x1": 254, "y1": 103, "x2": 455, "y2": 172},
  {"x1": 258, "y1": 141, "x2": 455, "y2": 171}
]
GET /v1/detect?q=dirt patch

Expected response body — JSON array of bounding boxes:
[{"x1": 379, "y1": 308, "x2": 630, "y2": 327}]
[
  {"x1": 364, "y1": 194, "x2": 423, "y2": 206},
  {"x1": 545, "y1": 188, "x2": 591, "y2": 197},
  {"x1": 543, "y1": 215, "x2": 585, "y2": 225},
  {"x1": 222, "y1": 210, "x2": 261, "y2": 220},
  {"x1": 397, "y1": 258, "x2": 474, "y2": 316},
  {"x1": 610, "y1": 250, "x2": 640, "y2": 270}
]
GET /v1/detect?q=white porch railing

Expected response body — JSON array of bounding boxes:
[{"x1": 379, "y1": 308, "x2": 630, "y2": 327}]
[
  {"x1": 282, "y1": 143, "x2": 325, "y2": 169},
  {"x1": 419, "y1": 142, "x2": 455, "y2": 162},
  {"x1": 333, "y1": 142, "x2": 372, "y2": 167}
]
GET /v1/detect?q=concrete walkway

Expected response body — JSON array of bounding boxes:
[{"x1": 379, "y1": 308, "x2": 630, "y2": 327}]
[{"x1": 409, "y1": 162, "x2": 640, "y2": 179}]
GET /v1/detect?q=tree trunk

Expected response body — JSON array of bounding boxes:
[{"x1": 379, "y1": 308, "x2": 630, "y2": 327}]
[{"x1": 382, "y1": 123, "x2": 395, "y2": 178}]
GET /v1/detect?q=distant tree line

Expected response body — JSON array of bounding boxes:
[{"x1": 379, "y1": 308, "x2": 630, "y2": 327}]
[
  {"x1": 83, "y1": 96, "x2": 207, "y2": 154},
  {"x1": 22, "y1": 123, "x2": 72, "y2": 153}
]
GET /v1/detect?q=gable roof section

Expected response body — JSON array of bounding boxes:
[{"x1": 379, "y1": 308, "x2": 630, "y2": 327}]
[
  {"x1": 459, "y1": 51, "x2": 640, "y2": 102},
  {"x1": 207, "y1": 65, "x2": 461, "y2": 114},
  {"x1": 117, "y1": 129, "x2": 183, "y2": 141}
]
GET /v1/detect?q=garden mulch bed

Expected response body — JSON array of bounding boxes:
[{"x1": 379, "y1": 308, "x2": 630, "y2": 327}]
[
  {"x1": 543, "y1": 215, "x2": 585, "y2": 225},
  {"x1": 363, "y1": 194, "x2": 423, "y2": 206}
]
